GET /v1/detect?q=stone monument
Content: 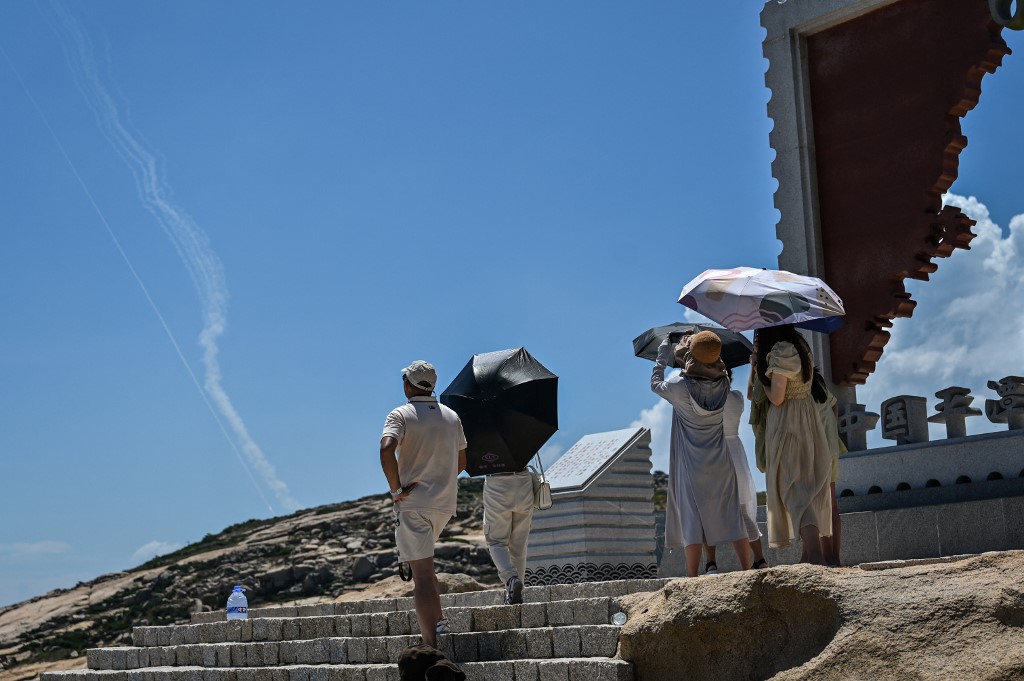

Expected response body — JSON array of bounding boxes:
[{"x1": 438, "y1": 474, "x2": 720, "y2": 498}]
[{"x1": 525, "y1": 427, "x2": 658, "y2": 585}]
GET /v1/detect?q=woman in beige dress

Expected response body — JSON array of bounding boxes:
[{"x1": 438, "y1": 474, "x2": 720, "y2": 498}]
[{"x1": 752, "y1": 324, "x2": 833, "y2": 564}]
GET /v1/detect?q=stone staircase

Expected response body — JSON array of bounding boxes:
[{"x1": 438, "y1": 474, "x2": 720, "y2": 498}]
[{"x1": 41, "y1": 579, "x2": 672, "y2": 681}]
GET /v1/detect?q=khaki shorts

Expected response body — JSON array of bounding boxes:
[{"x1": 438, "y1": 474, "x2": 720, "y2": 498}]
[{"x1": 394, "y1": 510, "x2": 451, "y2": 562}]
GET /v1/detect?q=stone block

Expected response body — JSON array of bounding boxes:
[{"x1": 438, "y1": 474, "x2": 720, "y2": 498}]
[
  {"x1": 229, "y1": 643, "x2": 247, "y2": 667},
  {"x1": 282, "y1": 619, "x2": 301, "y2": 642},
  {"x1": 328, "y1": 638, "x2": 348, "y2": 665},
  {"x1": 276, "y1": 642, "x2": 297, "y2": 665},
  {"x1": 361, "y1": 599, "x2": 391, "y2": 613},
  {"x1": 436, "y1": 634, "x2": 456, "y2": 662},
  {"x1": 386, "y1": 634, "x2": 415, "y2": 662},
  {"x1": 334, "y1": 602, "x2": 362, "y2": 616},
  {"x1": 170, "y1": 626, "x2": 187, "y2": 646},
  {"x1": 369, "y1": 614, "x2": 389, "y2": 637},
  {"x1": 876, "y1": 506, "x2": 940, "y2": 561},
  {"x1": 285, "y1": 668, "x2": 309, "y2": 681},
  {"x1": 523, "y1": 628, "x2": 553, "y2": 658},
  {"x1": 347, "y1": 637, "x2": 368, "y2": 664},
  {"x1": 333, "y1": 616, "x2": 351, "y2": 637},
  {"x1": 254, "y1": 669, "x2": 274, "y2": 681},
  {"x1": 201, "y1": 623, "x2": 224, "y2": 644},
  {"x1": 202, "y1": 645, "x2": 218, "y2": 667},
  {"x1": 836, "y1": 511, "x2": 878, "y2": 566},
  {"x1": 298, "y1": 618, "x2": 328, "y2": 640},
  {"x1": 215, "y1": 644, "x2": 232, "y2": 668},
  {"x1": 475, "y1": 631, "x2": 503, "y2": 662},
  {"x1": 447, "y1": 608, "x2": 472, "y2": 634},
  {"x1": 568, "y1": 659, "x2": 631, "y2": 681},
  {"x1": 473, "y1": 606, "x2": 520, "y2": 632},
  {"x1": 551, "y1": 627, "x2": 581, "y2": 658},
  {"x1": 366, "y1": 636, "x2": 390, "y2": 664},
  {"x1": 498, "y1": 629, "x2": 528, "y2": 659},
  {"x1": 385, "y1": 611, "x2": 410, "y2": 636},
  {"x1": 537, "y1": 660, "x2": 570, "y2": 681},
  {"x1": 546, "y1": 601, "x2": 574, "y2": 627},
  {"x1": 439, "y1": 594, "x2": 457, "y2": 608},
  {"x1": 580, "y1": 626, "x2": 619, "y2": 657},
  {"x1": 265, "y1": 619, "x2": 285, "y2": 642},
  {"x1": 349, "y1": 614, "x2": 371, "y2": 638},
  {"x1": 364, "y1": 665, "x2": 393, "y2": 681},
  {"x1": 297, "y1": 605, "x2": 323, "y2": 617},
  {"x1": 453, "y1": 633, "x2": 478, "y2": 663},
  {"x1": 394, "y1": 597, "x2": 414, "y2": 611},
  {"x1": 573, "y1": 599, "x2": 609, "y2": 626},
  {"x1": 523, "y1": 586, "x2": 549, "y2": 604},
  {"x1": 483, "y1": 661, "x2": 515, "y2": 681},
  {"x1": 938, "y1": 499, "x2": 1008, "y2": 554},
  {"x1": 547, "y1": 584, "x2": 580, "y2": 601},
  {"x1": 1005, "y1": 496, "x2": 1024, "y2": 549},
  {"x1": 156, "y1": 627, "x2": 172, "y2": 647},
  {"x1": 513, "y1": 660, "x2": 540, "y2": 681},
  {"x1": 521, "y1": 603, "x2": 547, "y2": 629},
  {"x1": 241, "y1": 620, "x2": 253, "y2": 643},
  {"x1": 86, "y1": 648, "x2": 112, "y2": 670},
  {"x1": 259, "y1": 642, "x2": 280, "y2": 666},
  {"x1": 183, "y1": 626, "x2": 200, "y2": 645}
]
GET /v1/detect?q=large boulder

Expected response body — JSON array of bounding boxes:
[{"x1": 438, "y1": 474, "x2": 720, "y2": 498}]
[{"x1": 617, "y1": 551, "x2": 1024, "y2": 681}]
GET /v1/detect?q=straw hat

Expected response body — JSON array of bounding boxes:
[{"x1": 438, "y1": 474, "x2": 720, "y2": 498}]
[{"x1": 689, "y1": 330, "x2": 722, "y2": 365}]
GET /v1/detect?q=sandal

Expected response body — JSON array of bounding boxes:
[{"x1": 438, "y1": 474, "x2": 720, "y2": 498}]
[
  {"x1": 704, "y1": 561, "x2": 719, "y2": 575},
  {"x1": 752, "y1": 559, "x2": 768, "y2": 569}
]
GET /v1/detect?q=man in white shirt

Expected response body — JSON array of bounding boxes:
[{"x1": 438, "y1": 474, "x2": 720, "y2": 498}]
[{"x1": 380, "y1": 360, "x2": 467, "y2": 647}]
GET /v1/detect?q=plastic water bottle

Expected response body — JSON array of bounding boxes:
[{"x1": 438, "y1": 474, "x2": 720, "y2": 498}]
[{"x1": 226, "y1": 586, "x2": 248, "y2": 620}]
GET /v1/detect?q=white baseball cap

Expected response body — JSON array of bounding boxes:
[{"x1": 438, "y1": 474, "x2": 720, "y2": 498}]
[{"x1": 402, "y1": 360, "x2": 437, "y2": 391}]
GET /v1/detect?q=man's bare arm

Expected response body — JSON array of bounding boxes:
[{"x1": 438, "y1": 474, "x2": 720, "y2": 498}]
[{"x1": 380, "y1": 436, "x2": 416, "y2": 502}]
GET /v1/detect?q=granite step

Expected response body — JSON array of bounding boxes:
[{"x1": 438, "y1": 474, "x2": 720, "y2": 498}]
[
  {"x1": 138, "y1": 598, "x2": 623, "y2": 647},
  {"x1": 89, "y1": 625, "x2": 619, "y2": 669},
  {"x1": 189, "y1": 579, "x2": 670, "y2": 624},
  {"x1": 43, "y1": 657, "x2": 633, "y2": 681}
]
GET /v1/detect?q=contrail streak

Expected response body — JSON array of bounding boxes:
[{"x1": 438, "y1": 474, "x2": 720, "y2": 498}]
[{"x1": 14, "y1": 2, "x2": 299, "y2": 513}]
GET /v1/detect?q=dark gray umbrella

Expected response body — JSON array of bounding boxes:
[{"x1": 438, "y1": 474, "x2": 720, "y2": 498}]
[
  {"x1": 439, "y1": 347, "x2": 558, "y2": 477},
  {"x1": 632, "y1": 323, "x2": 753, "y2": 369}
]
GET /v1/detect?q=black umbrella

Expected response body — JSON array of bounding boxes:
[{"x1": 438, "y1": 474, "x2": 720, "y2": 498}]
[
  {"x1": 632, "y1": 323, "x2": 753, "y2": 369},
  {"x1": 439, "y1": 347, "x2": 558, "y2": 477}
]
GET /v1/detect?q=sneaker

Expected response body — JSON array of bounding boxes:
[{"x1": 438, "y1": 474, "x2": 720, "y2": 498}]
[
  {"x1": 435, "y1": 617, "x2": 451, "y2": 636},
  {"x1": 704, "y1": 561, "x2": 719, "y2": 575},
  {"x1": 504, "y1": 576, "x2": 524, "y2": 605}
]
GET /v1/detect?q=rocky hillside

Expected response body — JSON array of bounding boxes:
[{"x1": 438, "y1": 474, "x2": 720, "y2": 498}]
[{"x1": 0, "y1": 478, "x2": 510, "y2": 681}]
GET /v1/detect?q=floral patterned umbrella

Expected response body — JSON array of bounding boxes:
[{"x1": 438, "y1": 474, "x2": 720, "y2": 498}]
[{"x1": 678, "y1": 267, "x2": 844, "y2": 333}]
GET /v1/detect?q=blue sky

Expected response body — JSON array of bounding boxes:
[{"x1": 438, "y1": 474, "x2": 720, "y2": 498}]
[{"x1": 1, "y1": 2, "x2": 1022, "y2": 608}]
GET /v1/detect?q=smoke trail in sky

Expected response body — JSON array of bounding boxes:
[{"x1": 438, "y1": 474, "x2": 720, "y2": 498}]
[{"x1": 45, "y1": 3, "x2": 298, "y2": 512}]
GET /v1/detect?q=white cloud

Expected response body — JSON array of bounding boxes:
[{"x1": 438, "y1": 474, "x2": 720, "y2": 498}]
[
  {"x1": 857, "y1": 193, "x2": 1024, "y2": 445},
  {"x1": 0, "y1": 541, "x2": 71, "y2": 557},
  {"x1": 131, "y1": 540, "x2": 182, "y2": 563},
  {"x1": 630, "y1": 398, "x2": 673, "y2": 474}
]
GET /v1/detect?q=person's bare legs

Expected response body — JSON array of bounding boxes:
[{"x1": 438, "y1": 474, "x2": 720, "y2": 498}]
[
  {"x1": 703, "y1": 544, "x2": 717, "y2": 573},
  {"x1": 819, "y1": 482, "x2": 842, "y2": 566},
  {"x1": 750, "y1": 537, "x2": 766, "y2": 566},
  {"x1": 408, "y1": 557, "x2": 442, "y2": 647},
  {"x1": 731, "y1": 539, "x2": 753, "y2": 570},
  {"x1": 684, "y1": 544, "x2": 703, "y2": 577},
  {"x1": 800, "y1": 524, "x2": 826, "y2": 565}
]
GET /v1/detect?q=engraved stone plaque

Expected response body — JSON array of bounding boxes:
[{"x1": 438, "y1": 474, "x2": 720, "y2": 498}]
[{"x1": 543, "y1": 427, "x2": 644, "y2": 491}]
